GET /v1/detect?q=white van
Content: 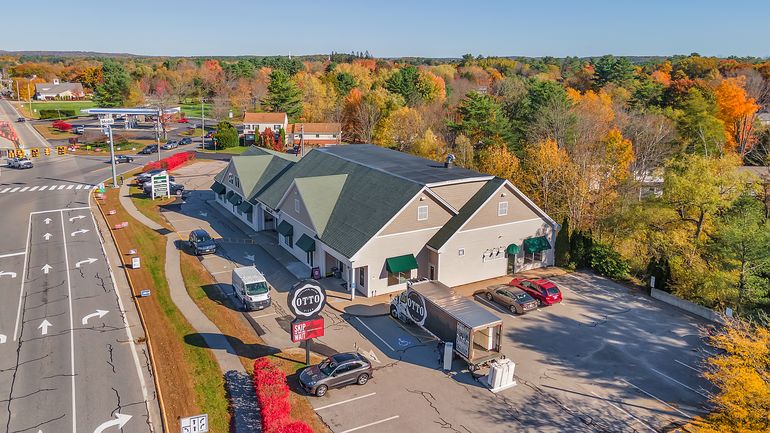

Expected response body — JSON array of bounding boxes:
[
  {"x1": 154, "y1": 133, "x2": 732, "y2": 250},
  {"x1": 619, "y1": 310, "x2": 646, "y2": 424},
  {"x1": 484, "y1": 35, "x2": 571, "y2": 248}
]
[{"x1": 232, "y1": 266, "x2": 271, "y2": 311}]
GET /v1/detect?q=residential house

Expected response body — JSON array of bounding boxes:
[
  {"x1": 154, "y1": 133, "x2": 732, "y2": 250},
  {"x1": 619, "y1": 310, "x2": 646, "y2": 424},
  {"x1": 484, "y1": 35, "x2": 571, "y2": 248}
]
[
  {"x1": 242, "y1": 112, "x2": 288, "y2": 137},
  {"x1": 34, "y1": 79, "x2": 85, "y2": 100},
  {"x1": 286, "y1": 123, "x2": 342, "y2": 148},
  {"x1": 212, "y1": 144, "x2": 557, "y2": 297}
]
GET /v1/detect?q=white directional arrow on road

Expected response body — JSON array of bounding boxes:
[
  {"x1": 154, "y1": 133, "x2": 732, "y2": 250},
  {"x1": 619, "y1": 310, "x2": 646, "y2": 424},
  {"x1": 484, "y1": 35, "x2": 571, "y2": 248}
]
[
  {"x1": 81, "y1": 310, "x2": 109, "y2": 325},
  {"x1": 68, "y1": 215, "x2": 86, "y2": 222},
  {"x1": 0, "y1": 271, "x2": 16, "y2": 279},
  {"x1": 43, "y1": 232, "x2": 53, "y2": 240},
  {"x1": 199, "y1": 211, "x2": 208, "y2": 217},
  {"x1": 43, "y1": 218, "x2": 52, "y2": 224},
  {"x1": 245, "y1": 253, "x2": 255, "y2": 261},
  {"x1": 41, "y1": 264, "x2": 52, "y2": 274},
  {"x1": 75, "y1": 258, "x2": 98, "y2": 268},
  {"x1": 70, "y1": 229, "x2": 89, "y2": 237},
  {"x1": 93, "y1": 413, "x2": 131, "y2": 433},
  {"x1": 0, "y1": 334, "x2": 6, "y2": 344},
  {"x1": 363, "y1": 349, "x2": 381, "y2": 364},
  {"x1": 38, "y1": 319, "x2": 52, "y2": 335}
]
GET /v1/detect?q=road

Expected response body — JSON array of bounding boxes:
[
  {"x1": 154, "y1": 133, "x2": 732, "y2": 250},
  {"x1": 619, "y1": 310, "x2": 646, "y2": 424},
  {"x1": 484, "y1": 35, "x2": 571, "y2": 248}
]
[
  {"x1": 0, "y1": 99, "x2": 50, "y2": 150},
  {"x1": 0, "y1": 125, "x2": 165, "y2": 432}
]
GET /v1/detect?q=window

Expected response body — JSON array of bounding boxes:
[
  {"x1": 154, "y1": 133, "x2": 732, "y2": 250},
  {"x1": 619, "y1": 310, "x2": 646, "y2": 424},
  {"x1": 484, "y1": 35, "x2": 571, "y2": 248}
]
[
  {"x1": 227, "y1": 173, "x2": 234, "y2": 184},
  {"x1": 283, "y1": 234, "x2": 293, "y2": 248},
  {"x1": 359, "y1": 267, "x2": 365, "y2": 287},
  {"x1": 306, "y1": 251, "x2": 314, "y2": 266},
  {"x1": 294, "y1": 198, "x2": 300, "y2": 213},
  {"x1": 417, "y1": 205, "x2": 428, "y2": 221},
  {"x1": 458, "y1": 248, "x2": 465, "y2": 257},
  {"x1": 274, "y1": 124, "x2": 281, "y2": 131},
  {"x1": 234, "y1": 176, "x2": 240, "y2": 188},
  {"x1": 498, "y1": 201, "x2": 508, "y2": 216},
  {"x1": 524, "y1": 250, "x2": 543, "y2": 264},
  {"x1": 387, "y1": 271, "x2": 410, "y2": 286},
  {"x1": 315, "y1": 134, "x2": 320, "y2": 138}
]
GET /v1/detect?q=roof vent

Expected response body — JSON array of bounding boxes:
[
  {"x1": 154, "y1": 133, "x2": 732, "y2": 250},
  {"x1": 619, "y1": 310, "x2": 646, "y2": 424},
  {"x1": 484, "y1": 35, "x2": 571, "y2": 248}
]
[
  {"x1": 444, "y1": 154, "x2": 456, "y2": 168},
  {"x1": 53, "y1": 78, "x2": 60, "y2": 85}
]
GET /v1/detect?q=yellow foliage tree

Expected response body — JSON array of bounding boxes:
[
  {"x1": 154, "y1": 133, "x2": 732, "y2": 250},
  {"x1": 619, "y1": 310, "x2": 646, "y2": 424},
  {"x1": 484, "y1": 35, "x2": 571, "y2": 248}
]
[
  {"x1": 411, "y1": 129, "x2": 445, "y2": 161},
  {"x1": 477, "y1": 144, "x2": 520, "y2": 181},
  {"x1": 714, "y1": 77, "x2": 760, "y2": 156},
  {"x1": 296, "y1": 71, "x2": 337, "y2": 122},
  {"x1": 521, "y1": 139, "x2": 573, "y2": 219},
  {"x1": 11, "y1": 77, "x2": 46, "y2": 100},
  {"x1": 373, "y1": 106, "x2": 424, "y2": 151},
  {"x1": 690, "y1": 319, "x2": 770, "y2": 433}
]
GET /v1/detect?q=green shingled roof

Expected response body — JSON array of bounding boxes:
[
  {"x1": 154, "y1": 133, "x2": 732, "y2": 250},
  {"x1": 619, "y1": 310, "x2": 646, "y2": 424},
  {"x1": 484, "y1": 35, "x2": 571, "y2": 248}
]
[
  {"x1": 213, "y1": 152, "x2": 296, "y2": 205},
  {"x1": 427, "y1": 177, "x2": 507, "y2": 250},
  {"x1": 294, "y1": 174, "x2": 347, "y2": 236}
]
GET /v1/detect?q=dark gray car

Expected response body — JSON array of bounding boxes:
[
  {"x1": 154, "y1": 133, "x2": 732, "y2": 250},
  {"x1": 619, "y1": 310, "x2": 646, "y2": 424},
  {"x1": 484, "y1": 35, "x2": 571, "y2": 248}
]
[
  {"x1": 299, "y1": 352, "x2": 373, "y2": 397},
  {"x1": 483, "y1": 285, "x2": 538, "y2": 314},
  {"x1": 188, "y1": 229, "x2": 217, "y2": 255}
]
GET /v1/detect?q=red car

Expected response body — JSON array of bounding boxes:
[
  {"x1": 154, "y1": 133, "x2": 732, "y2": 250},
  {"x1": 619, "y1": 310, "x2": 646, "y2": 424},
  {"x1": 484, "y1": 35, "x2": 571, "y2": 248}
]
[
  {"x1": 508, "y1": 278, "x2": 563, "y2": 306},
  {"x1": 178, "y1": 117, "x2": 189, "y2": 123}
]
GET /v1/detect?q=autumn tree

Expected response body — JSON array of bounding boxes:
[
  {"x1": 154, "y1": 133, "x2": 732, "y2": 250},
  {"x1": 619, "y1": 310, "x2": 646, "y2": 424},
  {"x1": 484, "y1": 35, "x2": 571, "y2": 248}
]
[
  {"x1": 620, "y1": 110, "x2": 676, "y2": 176},
  {"x1": 263, "y1": 69, "x2": 302, "y2": 120},
  {"x1": 411, "y1": 129, "x2": 445, "y2": 161},
  {"x1": 520, "y1": 139, "x2": 572, "y2": 218},
  {"x1": 677, "y1": 88, "x2": 727, "y2": 156},
  {"x1": 374, "y1": 106, "x2": 424, "y2": 151},
  {"x1": 385, "y1": 66, "x2": 430, "y2": 106},
  {"x1": 714, "y1": 77, "x2": 760, "y2": 156},
  {"x1": 449, "y1": 92, "x2": 514, "y2": 148},
  {"x1": 214, "y1": 121, "x2": 238, "y2": 148},
  {"x1": 477, "y1": 143, "x2": 519, "y2": 181}
]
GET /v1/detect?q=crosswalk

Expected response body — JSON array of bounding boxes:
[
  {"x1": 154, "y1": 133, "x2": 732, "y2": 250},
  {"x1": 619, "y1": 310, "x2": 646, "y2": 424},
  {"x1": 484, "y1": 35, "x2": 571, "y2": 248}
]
[{"x1": 0, "y1": 183, "x2": 98, "y2": 194}]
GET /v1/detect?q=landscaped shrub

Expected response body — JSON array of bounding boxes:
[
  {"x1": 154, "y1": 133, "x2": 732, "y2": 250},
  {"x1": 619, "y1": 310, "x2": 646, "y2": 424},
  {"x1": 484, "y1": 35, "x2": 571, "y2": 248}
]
[
  {"x1": 252, "y1": 357, "x2": 313, "y2": 433},
  {"x1": 39, "y1": 109, "x2": 76, "y2": 119},
  {"x1": 275, "y1": 421, "x2": 314, "y2": 433},
  {"x1": 141, "y1": 151, "x2": 196, "y2": 173},
  {"x1": 569, "y1": 229, "x2": 593, "y2": 268},
  {"x1": 590, "y1": 243, "x2": 630, "y2": 280},
  {"x1": 554, "y1": 217, "x2": 571, "y2": 269},
  {"x1": 52, "y1": 120, "x2": 73, "y2": 131}
]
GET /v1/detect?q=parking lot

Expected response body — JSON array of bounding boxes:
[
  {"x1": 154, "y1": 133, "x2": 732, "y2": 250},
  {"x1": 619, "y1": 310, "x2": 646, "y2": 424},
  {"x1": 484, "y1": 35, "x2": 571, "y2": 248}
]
[{"x1": 166, "y1": 161, "x2": 713, "y2": 433}]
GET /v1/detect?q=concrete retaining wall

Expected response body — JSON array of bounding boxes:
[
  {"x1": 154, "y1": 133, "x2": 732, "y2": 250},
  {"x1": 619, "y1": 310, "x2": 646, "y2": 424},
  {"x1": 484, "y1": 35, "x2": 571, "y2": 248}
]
[{"x1": 650, "y1": 288, "x2": 724, "y2": 323}]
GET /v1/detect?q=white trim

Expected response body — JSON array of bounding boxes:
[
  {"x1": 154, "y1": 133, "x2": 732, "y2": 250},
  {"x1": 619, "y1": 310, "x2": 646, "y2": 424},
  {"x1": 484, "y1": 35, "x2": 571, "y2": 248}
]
[
  {"x1": 456, "y1": 217, "x2": 544, "y2": 234},
  {"x1": 422, "y1": 187, "x2": 458, "y2": 214},
  {"x1": 377, "y1": 225, "x2": 444, "y2": 239},
  {"x1": 498, "y1": 201, "x2": 508, "y2": 216},
  {"x1": 417, "y1": 205, "x2": 428, "y2": 221}
]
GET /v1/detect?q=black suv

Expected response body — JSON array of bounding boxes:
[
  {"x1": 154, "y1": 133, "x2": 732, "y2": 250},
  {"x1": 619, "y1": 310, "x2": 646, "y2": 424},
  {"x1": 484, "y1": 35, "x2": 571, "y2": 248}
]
[
  {"x1": 179, "y1": 137, "x2": 192, "y2": 145},
  {"x1": 299, "y1": 352, "x2": 373, "y2": 397},
  {"x1": 188, "y1": 229, "x2": 217, "y2": 255},
  {"x1": 139, "y1": 145, "x2": 158, "y2": 154}
]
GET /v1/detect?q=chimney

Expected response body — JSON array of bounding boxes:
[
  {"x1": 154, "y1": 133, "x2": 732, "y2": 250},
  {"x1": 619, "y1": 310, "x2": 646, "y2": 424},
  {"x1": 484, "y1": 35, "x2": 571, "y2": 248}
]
[{"x1": 444, "y1": 154, "x2": 456, "y2": 168}]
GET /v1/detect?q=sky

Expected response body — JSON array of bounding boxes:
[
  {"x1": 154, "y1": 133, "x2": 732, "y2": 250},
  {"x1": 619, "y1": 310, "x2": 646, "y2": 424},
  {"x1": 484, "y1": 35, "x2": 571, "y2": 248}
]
[{"x1": 2, "y1": 0, "x2": 768, "y2": 58}]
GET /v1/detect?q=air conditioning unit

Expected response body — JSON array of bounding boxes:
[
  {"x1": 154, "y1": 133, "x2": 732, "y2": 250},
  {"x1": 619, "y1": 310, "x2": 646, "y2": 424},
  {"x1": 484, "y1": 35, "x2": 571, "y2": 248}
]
[{"x1": 486, "y1": 358, "x2": 517, "y2": 393}]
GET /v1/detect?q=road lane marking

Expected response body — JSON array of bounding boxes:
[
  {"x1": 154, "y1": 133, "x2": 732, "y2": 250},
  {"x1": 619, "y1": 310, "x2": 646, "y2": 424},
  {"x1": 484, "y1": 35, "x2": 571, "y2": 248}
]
[
  {"x1": 0, "y1": 271, "x2": 16, "y2": 278},
  {"x1": 76, "y1": 185, "x2": 83, "y2": 189},
  {"x1": 75, "y1": 258, "x2": 98, "y2": 267},
  {"x1": 57, "y1": 185, "x2": 66, "y2": 190},
  {"x1": 59, "y1": 211, "x2": 78, "y2": 433},
  {"x1": 339, "y1": 415, "x2": 399, "y2": 433},
  {"x1": 315, "y1": 392, "x2": 377, "y2": 411},
  {"x1": 0, "y1": 251, "x2": 25, "y2": 258},
  {"x1": 81, "y1": 310, "x2": 109, "y2": 325},
  {"x1": 12, "y1": 212, "x2": 32, "y2": 341},
  {"x1": 31, "y1": 206, "x2": 89, "y2": 214},
  {"x1": 93, "y1": 413, "x2": 131, "y2": 433},
  {"x1": 650, "y1": 367, "x2": 710, "y2": 398},
  {"x1": 29, "y1": 186, "x2": 38, "y2": 191},
  {"x1": 620, "y1": 379, "x2": 692, "y2": 419},
  {"x1": 0, "y1": 187, "x2": 9, "y2": 193},
  {"x1": 675, "y1": 359, "x2": 699, "y2": 372},
  {"x1": 9, "y1": 187, "x2": 19, "y2": 192},
  {"x1": 19, "y1": 186, "x2": 29, "y2": 192},
  {"x1": 66, "y1": 184, "x2": 74, "y2": 190},
  {"x1": 354, "y1": 316, "x2": 395, "y2": 352},
  {"x1": 38, "y1": 185, "x2": 47, "y2": 191},
  {"x1": 590, "y1": 391, "x2": 657, "y2": 433},
  {"x1": 38, "y1": 319, "x2": 52, "y2": 335}
]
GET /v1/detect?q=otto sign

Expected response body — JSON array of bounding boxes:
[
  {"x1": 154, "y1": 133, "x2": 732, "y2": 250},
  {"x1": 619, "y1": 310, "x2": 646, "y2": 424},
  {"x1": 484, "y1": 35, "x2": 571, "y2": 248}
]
[
  {"x1": 406, "y1": 290, "x2": 427, "y2": 326},
  {"x1": 287, "y1": 279, "x2": 326, "y2": 318}
]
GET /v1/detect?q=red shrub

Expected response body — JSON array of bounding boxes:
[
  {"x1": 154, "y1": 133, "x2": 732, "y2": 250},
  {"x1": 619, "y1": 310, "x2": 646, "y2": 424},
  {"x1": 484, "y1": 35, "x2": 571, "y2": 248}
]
[
  {"x1": 141, "y1": 151, "x2": 195, "y2": 173},
  {"x1": 275, "y1": 421, "x2": 314, "y2": 433},
  {"x1": 252, "y1": 357, "x2": 313, "y2": 433},
  {"x1": 52, "y1": 120, "x2": 72, "y2": 131}
]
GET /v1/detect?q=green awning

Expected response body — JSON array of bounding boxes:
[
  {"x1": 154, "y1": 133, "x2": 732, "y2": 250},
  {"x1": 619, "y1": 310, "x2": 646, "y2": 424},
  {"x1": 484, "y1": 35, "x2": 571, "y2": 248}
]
[
  {"x1": 506, "y1": 244, "x2": 520, "y2": 255},
  {"x1": 211, "y1": 181, "x2": 226, "y2": 194},
  {"x1": 277, "y1": 220, "x2": 293, "y2": 236},
  {"x1": 228, "y1": 193, "x2": 242, "y2": 205},
  {"x1": 523, "y1": 236, "x2": 551, "y2": 254},
  {"x1": 296, "y1": 234, "x2": 316, "y2": 252},
  {"x1": 238, "y1": 201, "x2": 253, "y2": 214},
  {"x1": 385, "y1": 254, "x2": 418, "y2": 273}
]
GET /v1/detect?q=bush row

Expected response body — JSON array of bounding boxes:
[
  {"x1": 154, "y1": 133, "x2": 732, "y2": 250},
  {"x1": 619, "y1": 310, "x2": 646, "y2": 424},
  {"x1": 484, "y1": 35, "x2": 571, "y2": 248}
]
[
  {"x1": 52, "y1": 120, "x2": 72, "y2": 131},
  {"x1": 141, "y1": 151, "x2": 196, "y2": 173},
  {"x1": 39, "y1": 109, "x2": 77, "y2": 119},
  {"x1": 253, "y1": 358, "x2": 313, "y2": 433},
  {"x1": 554, "y1": 218, "x2": 631, "y2": 281}
]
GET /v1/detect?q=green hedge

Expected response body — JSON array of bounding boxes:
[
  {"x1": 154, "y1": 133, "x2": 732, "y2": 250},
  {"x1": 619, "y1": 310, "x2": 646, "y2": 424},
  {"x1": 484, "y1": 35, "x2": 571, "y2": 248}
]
[
  {"x1": 590, "y1": 243, "x2": 630, "y2": 280},
  {"x1": 39, "y1": 109, "x2": 76, "y2": 119}
]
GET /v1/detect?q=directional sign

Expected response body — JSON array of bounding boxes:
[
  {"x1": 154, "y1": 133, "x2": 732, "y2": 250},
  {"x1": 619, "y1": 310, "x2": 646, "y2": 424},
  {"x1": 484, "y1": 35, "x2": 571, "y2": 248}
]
[
  {"x1": 38, "y1": 319, "x2": 52, "y2": 335},
  {"x1": 82, "y1": 310, "x2": 108, "y2": 325},
  {"x1": 75, "y1": 258, "x2": 98, "y2": 268},
  {"x1": 93, "y1": 413, "x2": 131, "y2": 433},
  {"x1": 0, "y1": 271, "x2": 16, "y2": 279},
  {"x1": 69, "y1": 215, "x2": 85, "y2": 222},
  {"x1": 70, "y1": 229, "x2": 89, "y2": 237},
  {"x1": 43, "y1": 217, "x2": 52, "y2": 224},
  {"x1": 180, "y1": 414, "x2": 208, "y2": 433},
  {"x1": 99, "y1": 117, "x2": 115, "y2": 126},
  {"x1": 43, "y1": 232, "x2": 52, "y2": 240},
  {"x1": 41, "y1": 264, "x2": 52, "y2": 274},
  {"x1": 150, "y1": 174, "x2": 170, "y2": 199}
]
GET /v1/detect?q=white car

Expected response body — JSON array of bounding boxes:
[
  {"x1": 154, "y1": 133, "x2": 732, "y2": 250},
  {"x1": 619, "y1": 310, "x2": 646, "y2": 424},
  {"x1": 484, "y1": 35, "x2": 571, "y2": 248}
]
[{"x1": 7, "y1": 157, "x2": 33, "y2": 169}]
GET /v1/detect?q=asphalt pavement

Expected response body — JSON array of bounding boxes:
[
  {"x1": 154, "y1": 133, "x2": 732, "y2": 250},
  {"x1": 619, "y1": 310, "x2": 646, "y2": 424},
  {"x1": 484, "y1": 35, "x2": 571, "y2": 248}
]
[{"x1": 0, "y1": 99, "x2": 50, "y2": 150}]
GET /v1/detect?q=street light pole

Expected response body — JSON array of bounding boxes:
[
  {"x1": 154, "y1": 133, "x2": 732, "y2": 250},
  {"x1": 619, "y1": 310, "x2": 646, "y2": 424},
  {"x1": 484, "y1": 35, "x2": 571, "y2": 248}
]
[
  {"x1": 107, "y1": 124, "x2": 117, "y2": 187},
  {"x1": 201, "y1": 96, "x2": 205, "y2": 150},
  {"x1": 156, "y1": 108, "x2": 162, "y2": 162}
]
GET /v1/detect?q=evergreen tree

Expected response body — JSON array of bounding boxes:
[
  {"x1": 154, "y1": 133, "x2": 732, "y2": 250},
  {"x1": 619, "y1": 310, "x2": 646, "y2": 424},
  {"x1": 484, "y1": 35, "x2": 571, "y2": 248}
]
[
  {"x1": 448, "y1": 92, "x2": 515, "y2": 148},
  {"x1": 385, "y1": 66, "x2": 427, "y2": 106},
  {"x1": 214, "y1": 121, "x2": 238, "y2": 148},
  {"x1": 94, "y1": 59, "x2": 130, "y2": 107},
  {"x1": 262, "y1": 69, "x2": 302, "y2": 120},
  {"x1": 554, "y1": 218, "x2": 571, "y2": 268}
]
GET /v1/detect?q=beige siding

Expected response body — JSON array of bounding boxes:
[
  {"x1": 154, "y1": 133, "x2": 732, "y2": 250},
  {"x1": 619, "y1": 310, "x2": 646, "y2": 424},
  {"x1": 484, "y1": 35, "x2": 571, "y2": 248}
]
[
  {"x1": 380, "y1": 192, "x2": 453, "y2": 236},
  {"x1": 439, "y1": 218, "x2": 555, "y2": 288},
  {"x1": 429, "y1": 181, "x2": 486, "y2": 210},
  {"x1": 277, "y1": 184, "x2": 316, "y2": 231},
  {"x1": 463, "y1": 185, "x2": 540, "y2": 231}
]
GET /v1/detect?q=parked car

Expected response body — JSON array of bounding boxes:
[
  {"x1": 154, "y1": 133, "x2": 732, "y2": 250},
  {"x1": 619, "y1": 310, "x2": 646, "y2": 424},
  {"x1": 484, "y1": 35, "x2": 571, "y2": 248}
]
[
  {"x1": 139, "y1": 145, "x2": 158, "y2": 154},
  {"x1": 205, "y1": 131, "x2": 215, "y2": 139},
  {"x1": 299, "y1": 352, "x2": 373, "y2": 397},
  {"x1": 16, "y1": 117, "x2": 25, "y2": 123},
  {"x1": 481, "y1": 285, "x2": 538, "y2": 314},
  {"x1": 114, "y1": 155, "x2": 134, "y2": 164},
  {"x1": 178, "y1": 117, "x2": 189, "y2": 123},
  {"x1": 188, "y1": 229, "x2": 217, "y2": 255},
  {"x1": 74, "y1": 126, "x2": 85, "y2": 135},
  {"x1": 179, "y1": 137, "x2": 192, "y2": 145},
  {"x1": 136, "y1": 169, "x2": 167, "y2": 184},
  {"x1": 161, "y1": 140, "x2": 178, "y2": 150},
  {"x1": 142, "y1": 180, "x2": 183, "y2": 196},
  {"x1": 508, "y1": 278, "x2": 563, "y2": 306},
  {"x1": 7, "y1": 157, "x2": 33, "y2": 169}
]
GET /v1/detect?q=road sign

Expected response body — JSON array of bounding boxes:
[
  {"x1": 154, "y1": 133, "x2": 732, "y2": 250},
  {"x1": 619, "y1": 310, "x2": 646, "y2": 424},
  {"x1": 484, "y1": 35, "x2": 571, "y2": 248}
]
[
  {"x1": 99, "y1": 117, "x2": 115, "y2": 126},
  {"x1": 150, "y1": 174, "x2": 170, "y2": 199},
  {"x1": 291, "y1": 317, "x2": 324, "y2": 342},
  {"x1": 140, "y1": 289, "x2": 151, "y2": 298},
  {"x1": 132, "y1": 257, "x2": 140, "y2": 269},
  {"x1": 180, "y1": 414, "x2": 208, "y2": 433},
  {"x1": 287, "y1": 279, "x2": 327, "y2": 319}
]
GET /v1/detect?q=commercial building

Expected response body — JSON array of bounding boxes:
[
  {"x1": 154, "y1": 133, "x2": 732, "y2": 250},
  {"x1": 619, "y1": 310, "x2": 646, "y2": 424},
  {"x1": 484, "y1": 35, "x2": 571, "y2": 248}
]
[
  {"x1": 34, "y1": 79, "x2": 85, "y2": 100},
  {"x1": 212, "y1": 144, "x2": 557, "y2": 297}
]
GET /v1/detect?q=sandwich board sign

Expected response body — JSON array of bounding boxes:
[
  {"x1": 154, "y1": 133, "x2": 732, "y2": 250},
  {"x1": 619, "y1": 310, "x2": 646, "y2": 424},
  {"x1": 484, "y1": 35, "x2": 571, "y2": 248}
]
[
  {"x1": 180, "y1": 413, "x2": 208, "y2": 433},
  {"x1": 150, "y1": 174, "x2": 170, "y2": 199}
]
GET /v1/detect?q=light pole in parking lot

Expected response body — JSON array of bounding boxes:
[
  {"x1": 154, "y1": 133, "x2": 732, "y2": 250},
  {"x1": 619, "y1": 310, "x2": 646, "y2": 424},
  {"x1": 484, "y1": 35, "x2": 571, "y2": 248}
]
[{"x1": 101, "y1": 117, "x2": 117, "y2": 187}]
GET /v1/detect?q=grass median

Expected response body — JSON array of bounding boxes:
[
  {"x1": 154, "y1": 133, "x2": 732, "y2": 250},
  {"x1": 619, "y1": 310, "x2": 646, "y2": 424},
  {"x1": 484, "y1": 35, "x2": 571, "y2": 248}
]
[{"x1": 98, "y1": 185, "x2": 230, "y2": 433}]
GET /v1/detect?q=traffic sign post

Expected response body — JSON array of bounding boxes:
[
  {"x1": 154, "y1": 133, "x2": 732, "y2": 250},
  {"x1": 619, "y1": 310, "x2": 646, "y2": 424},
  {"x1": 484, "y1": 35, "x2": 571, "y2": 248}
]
[{"x1": 180, "y1": 414, "x2": 208, "y2": 433}]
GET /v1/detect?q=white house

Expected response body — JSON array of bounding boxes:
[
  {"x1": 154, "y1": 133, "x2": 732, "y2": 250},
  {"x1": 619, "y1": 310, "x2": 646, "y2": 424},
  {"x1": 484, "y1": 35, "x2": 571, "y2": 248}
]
[
  {"x1": 242, "y1": 112, "x2": 288, "y2": 136},
  {"x1": 34, "y1": 79, "x2": 85, "y2": 100}
]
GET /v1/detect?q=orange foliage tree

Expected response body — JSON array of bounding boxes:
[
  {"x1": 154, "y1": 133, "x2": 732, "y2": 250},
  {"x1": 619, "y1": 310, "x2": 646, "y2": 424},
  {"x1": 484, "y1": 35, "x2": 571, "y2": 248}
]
[{"x1": 714, "y1": 77, "x2": 759, "y2": 156}]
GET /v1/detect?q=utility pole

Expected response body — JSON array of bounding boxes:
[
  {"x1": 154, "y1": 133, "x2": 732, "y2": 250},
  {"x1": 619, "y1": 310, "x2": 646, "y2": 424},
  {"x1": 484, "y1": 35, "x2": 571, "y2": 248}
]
[
  {"x1": 201, "y1": 96, "x2": 205, "y2": 150},
  {"x1": 107, "y1": 124, "x2": 117, "y2": 187},
  {"x1": 156, "y1": 108, "x2": 162, "y2": 162},
  {"x1": 300, "y1": 123, "x2": 305, "y2": 157}
]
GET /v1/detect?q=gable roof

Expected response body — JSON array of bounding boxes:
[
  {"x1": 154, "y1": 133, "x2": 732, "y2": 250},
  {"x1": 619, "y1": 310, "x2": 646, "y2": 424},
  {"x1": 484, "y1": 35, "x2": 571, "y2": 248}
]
[
  {"x1": 35, "y1": 82, "x2": 84, "y2": 95},
  {"x1": 242, "y1": 145, "x2": 300, "y2": 162},
  {"x1": 243, "y1": 112, "x2": 287, "y2": 124},
  {"x1": 214, "y1": 153, "x2": 296, "y2": 202},
  {"x1": 287, "y1": 123, "x2": 341, "y2": 134},
  {"x1": 292, "y1": 174, "x2": 348, "y2": 236},
  {"x1": 427, "y1": 177, "x2": 506, "y2": 250}
]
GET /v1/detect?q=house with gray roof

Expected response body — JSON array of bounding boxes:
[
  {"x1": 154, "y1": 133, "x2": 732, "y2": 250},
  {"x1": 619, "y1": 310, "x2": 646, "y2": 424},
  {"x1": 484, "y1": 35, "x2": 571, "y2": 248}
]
[
  {"x1": 212, "y1": 144, "x2": 557, "y2": 297},
  {"x1": 34, "y1": 79, "x2": 85, "y2": 100}
]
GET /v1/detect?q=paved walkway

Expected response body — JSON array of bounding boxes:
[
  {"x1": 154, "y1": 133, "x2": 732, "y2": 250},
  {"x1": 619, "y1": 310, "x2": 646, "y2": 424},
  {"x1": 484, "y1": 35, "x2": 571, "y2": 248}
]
[{"x1": 118, "y1": 178, "x2": 261, "y2": 432}]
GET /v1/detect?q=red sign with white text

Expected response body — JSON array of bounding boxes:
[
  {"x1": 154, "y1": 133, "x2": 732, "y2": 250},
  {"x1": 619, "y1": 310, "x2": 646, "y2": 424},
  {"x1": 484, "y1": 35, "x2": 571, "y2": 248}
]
[{"x1": 291, "y1": 317, "x2": 325, "y2": 342}]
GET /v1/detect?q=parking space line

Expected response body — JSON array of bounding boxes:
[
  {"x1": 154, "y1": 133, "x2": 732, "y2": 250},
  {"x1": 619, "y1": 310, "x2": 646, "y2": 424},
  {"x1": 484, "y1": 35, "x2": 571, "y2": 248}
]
[
  {"x1": 590, "y1": 391, "x2": 657, "y2": 433},
  {"x1": 474, "y1": 295, "x2": 513, "y2": 315},
  {"x1": 650, "y1": 367, "x2": 709, "y2": 398},
  {"x1": 210, "y1": 270, "x2": 231, "y2": 275},
  {"x1": 252, "y1": 312, "x2": 277, "y2": 319},
  {"x1": 620, "y1": 379, "x2": 692, "y2": 419},
  {"x1": 675, "y1": 359, "x2": 699, "y2": 373},
  {"x1": 354, "y1": 316, "x2": 395, "y2": 352},
  {"x1": 314, "y1": 392, "x2": 377, "y2": 411},
  {"x1": 0, "y1": 251, "x2": 25, "y2": 259},
  {"x1": 339, "y1": 415, "x2": 399, "y2": 433}
]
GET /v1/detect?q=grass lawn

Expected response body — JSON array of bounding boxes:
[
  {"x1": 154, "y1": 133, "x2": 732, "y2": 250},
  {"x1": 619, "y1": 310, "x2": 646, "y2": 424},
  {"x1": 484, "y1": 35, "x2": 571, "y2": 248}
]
[
  {"x1": 179, "y1": 102, "x2": 213, "y2": 119},
  {"x1": 32, "y1": 124, "x2": 77, "y2": 140},
  {"x1": 15, "y1": 100, "x2": 95, "y2": 119},
  {"x1": 100, "y1": 184, "x2": 230, "y2": 433},
  {"x1": 200, "y1": 146, "x2": 251, "y2": 155}
]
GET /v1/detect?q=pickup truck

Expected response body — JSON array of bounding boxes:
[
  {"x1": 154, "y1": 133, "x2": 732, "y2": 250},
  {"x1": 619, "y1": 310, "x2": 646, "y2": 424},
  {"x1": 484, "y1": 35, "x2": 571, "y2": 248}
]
[{"x1": 7, "y1": 157, "x2": 33, "y2": 169}]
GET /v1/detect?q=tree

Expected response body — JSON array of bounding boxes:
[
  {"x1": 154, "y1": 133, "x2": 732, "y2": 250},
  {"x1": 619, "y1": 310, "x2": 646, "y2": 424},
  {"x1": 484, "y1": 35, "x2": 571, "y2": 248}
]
[
  {"x1": 477, "y1": 144, "x2": 519, "y2": 180},
  {"x1": 690, "y1": 318, "x2": 770, "y2": 433},
  {"x1": 411, "y1": 129, "x2": 445, "y2": 161},
  {"x1": 592, "y1": 55, "x2": 635, "y2": 87},
  {"x1": 449, "y1": 92, "x2": 514, "y2": 148},
  {"x1": 677, "y1": 88, "x2": 727, "y2": 156},
  {"x1": 714, "y1": 77, "x2": 760, "y2": 156},
  {"x1": 262, "y1": 69, "x2": 302, "y2": 120},
  {"x1": 385, "y1": 66, "x2": 429, "y2": 106},
  {"x1": 374, "y1": 106, "x2": 424, "y2": 151},
  {"x1": 94, "y1": 60, "x2": 130, "y2": 107},
  {"x1": 520, "y1": 139, "x2": 572, "y2": 218},
  {"x1": 454, "y1": 134, "x2": 475, "y2": 169},
  {"x1": 620, "y1": 110, "x2": 676, "y2": 176},
  {"x1": 260, "y1": 127, "x2": 276, "y2": 150},
  {"x1": 334, "y1": 72, "x2": 356, "y2": 98},
  {"x1": 554, "y1": 218, "x2": 572, "y2": 268},
  {"x1": 214, "y1": 121, "x2": 239, "y2": 148}
]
